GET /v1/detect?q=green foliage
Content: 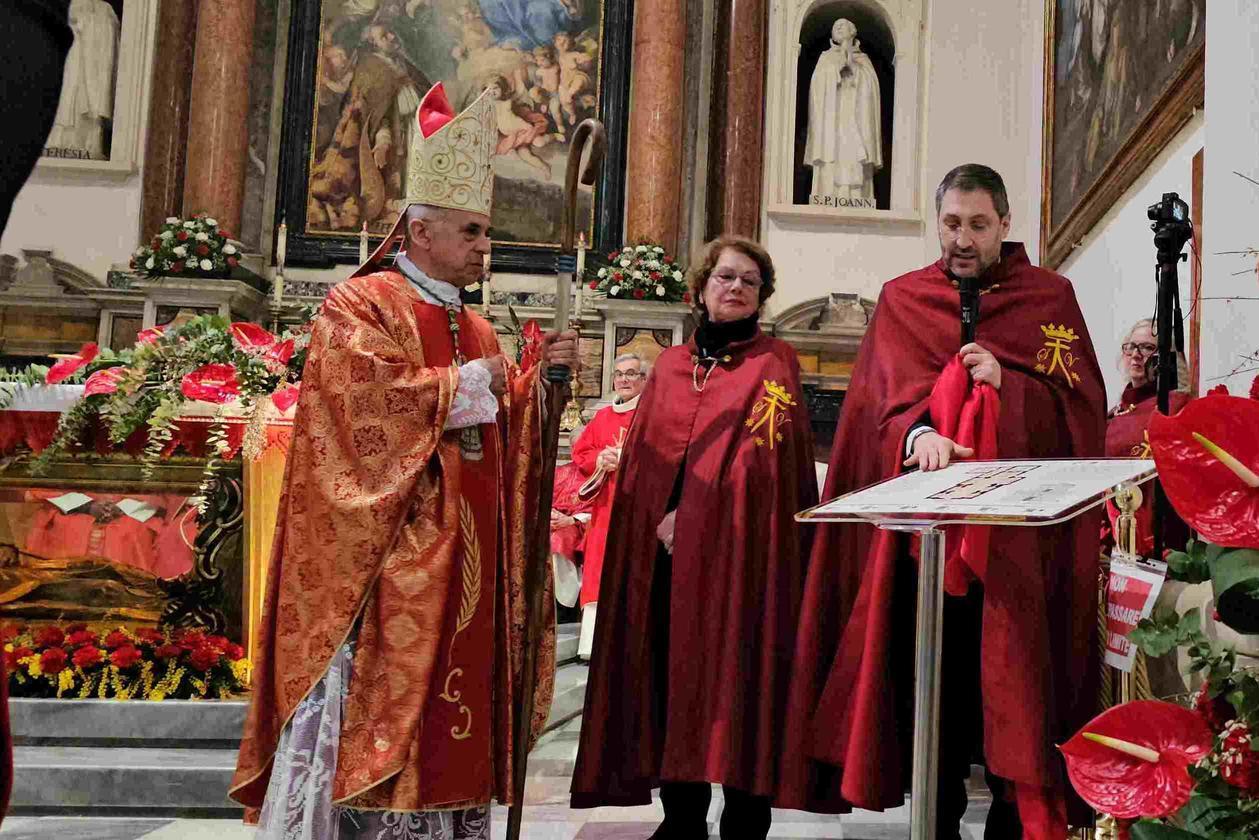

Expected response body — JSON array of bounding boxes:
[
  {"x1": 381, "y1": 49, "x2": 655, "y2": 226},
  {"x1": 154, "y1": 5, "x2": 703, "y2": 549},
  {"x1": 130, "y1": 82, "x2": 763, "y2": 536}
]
[{"x1": 1168, "y1": 540, "x2": 1213, "y2": 584}]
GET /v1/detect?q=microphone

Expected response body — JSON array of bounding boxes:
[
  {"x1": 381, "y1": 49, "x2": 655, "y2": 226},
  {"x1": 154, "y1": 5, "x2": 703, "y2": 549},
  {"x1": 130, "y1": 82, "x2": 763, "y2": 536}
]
[{"x1": 958, "y1": 276, "x2": 980, "y2": 346}]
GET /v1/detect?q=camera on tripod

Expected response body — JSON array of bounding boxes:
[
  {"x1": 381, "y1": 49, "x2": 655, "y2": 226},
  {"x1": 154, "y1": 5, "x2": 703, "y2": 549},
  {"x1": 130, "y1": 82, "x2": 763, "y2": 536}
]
[{"x1": 1147, "y1": 192, "x2": 1192, "y2": 259}]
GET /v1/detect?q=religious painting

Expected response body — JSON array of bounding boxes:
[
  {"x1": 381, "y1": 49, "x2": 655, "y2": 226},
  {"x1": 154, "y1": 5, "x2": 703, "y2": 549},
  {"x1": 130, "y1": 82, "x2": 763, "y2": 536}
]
[
  {"x1": 1041, "y1": 0, "x2": 1204, "y2": 269},
  {"x1": 276, "y1": 0, "x2": 631, "y2": 272}
]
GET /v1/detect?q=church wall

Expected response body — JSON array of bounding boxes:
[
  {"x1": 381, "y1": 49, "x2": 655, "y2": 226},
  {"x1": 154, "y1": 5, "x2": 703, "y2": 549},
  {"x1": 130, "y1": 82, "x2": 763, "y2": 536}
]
[
  {"x1": 761, "y1": 0, "x2": 1047, "y2": 318},
  {"x1": 1200, "y1": 0, "x2": 1259, "y2": 395},
  {"x1": 1056, "y1": 115, "x2": 1204, "y2": 406}
]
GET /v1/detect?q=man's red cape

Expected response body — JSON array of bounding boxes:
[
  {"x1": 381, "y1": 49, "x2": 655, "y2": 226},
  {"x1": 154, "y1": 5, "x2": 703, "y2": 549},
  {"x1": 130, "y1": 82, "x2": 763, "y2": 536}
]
[
  {"x1": 569, "y1": 402, "x2": 637, "y2": 607},
  {"x1": 571, "y1": 330, "x2": 817, "y2": 805},
  {"x1": 777, "y1": 244, "x2": 1106, "y2": 827}
]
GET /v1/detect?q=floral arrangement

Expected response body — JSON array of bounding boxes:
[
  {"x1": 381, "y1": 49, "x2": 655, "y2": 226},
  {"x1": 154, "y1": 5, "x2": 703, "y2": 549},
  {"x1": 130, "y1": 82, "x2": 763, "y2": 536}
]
[
  {"x1": 131, "y1": 214, "x2": 240, "y2": 278},
  {"x1": 588, "y1": 244, "x2": 689, "y2": 303},
  {"x1": 1061, "y1": 380, "x2": 1259, "y2": 838},
  {"x1": 31, "y1": 315, "x2": 310, "y2": 497},
  {"x1": 3, "y1": 622, "x2": 250, "y2": 700}
]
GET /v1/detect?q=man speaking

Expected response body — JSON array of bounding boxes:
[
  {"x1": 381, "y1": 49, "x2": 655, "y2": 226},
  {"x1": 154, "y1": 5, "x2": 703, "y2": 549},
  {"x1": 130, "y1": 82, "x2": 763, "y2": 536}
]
[{"x1": 779, "y1": 164, "x2": 1107, "y2": 840}]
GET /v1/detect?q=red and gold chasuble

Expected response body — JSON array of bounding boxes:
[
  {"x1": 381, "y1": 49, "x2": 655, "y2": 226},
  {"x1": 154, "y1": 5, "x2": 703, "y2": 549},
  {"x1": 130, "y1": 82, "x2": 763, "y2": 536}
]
[{"x1": 231, "y1": 271, "x2": 554, "y2": 813}]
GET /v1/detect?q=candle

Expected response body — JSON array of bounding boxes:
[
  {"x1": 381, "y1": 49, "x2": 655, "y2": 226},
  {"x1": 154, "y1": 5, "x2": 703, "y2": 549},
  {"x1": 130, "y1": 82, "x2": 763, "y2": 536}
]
[
  {"x1": 359, "y1": 221, "x2": 369, "y2": 265},
  {"x1": 272, "y1": 272, "x2": 284, "y2": 307},
  {"x1": 482, "y1": 252, "x2": 492, "y2": 314},
  {"x1": 574, "y1": 231, "x2": 587, "y2": 319},
  {"x1": 276, "y1": 219, "x2": 287, "y2": 271}
]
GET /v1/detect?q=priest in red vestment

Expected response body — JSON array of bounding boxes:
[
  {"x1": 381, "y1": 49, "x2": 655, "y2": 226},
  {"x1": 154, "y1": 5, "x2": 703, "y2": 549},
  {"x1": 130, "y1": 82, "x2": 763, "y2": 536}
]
[
  {"x1": 230, "y1": 82, "x2": 577, "y2": 839},
  {"x1": 569, "y1": 351, "x2": 647, "y2": 659},
  {"x1": 778, "y1": 165, "x2": 1106, "y2": 840},
  {"x1": 571, "y1": 236, "x2": 817, "y2": 840}
]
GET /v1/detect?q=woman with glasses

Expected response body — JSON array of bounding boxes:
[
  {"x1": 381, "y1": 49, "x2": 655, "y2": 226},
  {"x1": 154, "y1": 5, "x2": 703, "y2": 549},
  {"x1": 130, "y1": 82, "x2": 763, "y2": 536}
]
[
  {"x1": 571, "y1": 235, "x2": 817, "y2": 840},
  {"x1": 569, "y1": 353, "x2": 649, "y2": 660},
  {"x1": 1106, "y1": 318, "x2": 1190, "y2": 553}
]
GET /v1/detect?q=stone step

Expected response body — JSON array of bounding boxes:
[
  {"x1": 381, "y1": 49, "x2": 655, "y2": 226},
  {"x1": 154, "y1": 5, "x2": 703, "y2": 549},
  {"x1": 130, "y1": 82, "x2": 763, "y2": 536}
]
[
  {"x1": 11, "y1": 745, "x2": 240, "y2": 815},
  {"x1": 542, "y1": 659, "x2": 587, "y2": 734},
  {"x1": 10, "y1": 698, "x2": 247, "y2": 748},
  {"x1": 556, "y1": 622, "x2": 579, "y2": 664}
]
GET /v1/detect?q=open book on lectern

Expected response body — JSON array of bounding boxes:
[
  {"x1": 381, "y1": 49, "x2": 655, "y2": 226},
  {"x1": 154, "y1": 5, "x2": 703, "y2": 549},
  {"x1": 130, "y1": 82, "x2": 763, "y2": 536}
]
[{"x1": 796, "y1": 458, "x2": 1156, "y2": 526}]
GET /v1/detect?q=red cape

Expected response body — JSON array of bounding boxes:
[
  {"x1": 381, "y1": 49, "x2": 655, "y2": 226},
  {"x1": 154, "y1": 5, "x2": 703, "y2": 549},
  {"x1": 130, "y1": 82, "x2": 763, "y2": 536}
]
[
  {"x1": 570, "y1": 402, "x2": 637, "y2": 606},
  {"x1": 778, "y1": 244, "x2": 1106, "y2": 825},
  {"x1": 571, "y1": 330, "x2": 817, "y2": 805}
]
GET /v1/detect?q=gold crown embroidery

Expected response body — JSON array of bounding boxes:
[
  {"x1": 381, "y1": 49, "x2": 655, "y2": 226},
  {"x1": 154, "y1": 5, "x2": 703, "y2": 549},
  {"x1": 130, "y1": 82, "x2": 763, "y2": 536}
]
[
  {"x1": 745, "y1": 380, "x2": 797, "y2": 449},
  {"x1": 1035, "y1": 323, "x2": 1082, "y2": 388}
]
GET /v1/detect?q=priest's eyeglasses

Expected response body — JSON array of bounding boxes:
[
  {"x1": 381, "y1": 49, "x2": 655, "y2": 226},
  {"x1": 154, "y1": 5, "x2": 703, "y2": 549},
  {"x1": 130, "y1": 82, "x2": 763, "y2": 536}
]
[
  {"x1": 613, "y1": 370, "x2": 644, "y2": 380},
  {"x1": 709, "y1": 271, "x2": 763, "y2": 290},
  {"x1": 1121, "y1": 342, "x2": 1158, "y2": 358}
]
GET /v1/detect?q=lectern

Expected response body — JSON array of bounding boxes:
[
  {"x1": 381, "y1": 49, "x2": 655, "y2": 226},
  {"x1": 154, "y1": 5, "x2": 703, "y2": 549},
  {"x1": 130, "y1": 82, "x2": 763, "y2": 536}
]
[{"x1": 797, "y1": 458, "x2": 1158, "y2": 840}]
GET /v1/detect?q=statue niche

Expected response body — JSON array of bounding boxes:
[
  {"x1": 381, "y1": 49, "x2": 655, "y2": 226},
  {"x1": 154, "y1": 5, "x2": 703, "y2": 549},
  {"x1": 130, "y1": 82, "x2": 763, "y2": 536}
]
[{"x1": 794, "y1": 4, "x2": 895, "y2": 210}]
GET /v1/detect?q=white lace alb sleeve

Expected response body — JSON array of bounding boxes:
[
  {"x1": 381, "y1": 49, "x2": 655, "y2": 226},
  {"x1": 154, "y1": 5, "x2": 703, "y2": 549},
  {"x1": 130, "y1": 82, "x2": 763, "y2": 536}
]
[{"x1": 445, "y1": 360, "x2": 500, "y2": 431}]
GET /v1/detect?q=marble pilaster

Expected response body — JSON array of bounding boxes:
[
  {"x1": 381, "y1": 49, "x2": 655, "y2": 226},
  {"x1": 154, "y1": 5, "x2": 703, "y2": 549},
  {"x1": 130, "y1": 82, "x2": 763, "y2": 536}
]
[
  {"x1": 625, "y1": 0, "x2": 686, "y2": 254},
  {"x1": 182, "y1": 0, "x2": 257, "y2": 236},
  {"x1": 706, "y1": 0, "x2": 767, "y2": 240},
  {"x1": 138, "y1": 0, "x2": 197, "y2": 242}
]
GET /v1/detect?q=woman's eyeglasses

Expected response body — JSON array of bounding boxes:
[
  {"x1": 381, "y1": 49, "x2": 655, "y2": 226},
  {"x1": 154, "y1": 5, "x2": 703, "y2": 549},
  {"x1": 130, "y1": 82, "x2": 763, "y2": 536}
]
[
  {"x1": 1121, "y1": 342, "x2": 1158, "y2": 358},
  {"x1": 709, "y1": 271, "x2": 763, "y2": 290}
]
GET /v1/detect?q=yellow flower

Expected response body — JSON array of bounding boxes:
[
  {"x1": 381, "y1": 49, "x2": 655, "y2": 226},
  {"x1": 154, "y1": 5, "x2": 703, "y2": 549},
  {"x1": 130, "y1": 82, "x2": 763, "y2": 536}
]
[
  {"x1": 26, "y1": 658, "x2": 42, "y2": 678},
  {"x1": 57, "y1": 669, "x2": 74, "y2": 694}
]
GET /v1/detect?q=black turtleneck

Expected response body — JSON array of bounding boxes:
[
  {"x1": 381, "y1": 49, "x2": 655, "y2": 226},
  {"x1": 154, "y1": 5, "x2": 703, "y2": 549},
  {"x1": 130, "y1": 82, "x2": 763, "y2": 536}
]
[{"x1": 694, "y1": 313, "x2": 759, "y2": 358}]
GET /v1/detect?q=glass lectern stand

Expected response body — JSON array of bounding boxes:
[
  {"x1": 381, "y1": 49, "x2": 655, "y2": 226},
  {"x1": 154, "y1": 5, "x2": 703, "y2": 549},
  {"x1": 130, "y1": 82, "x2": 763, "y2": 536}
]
[{"x1": 797, "y1": 459, "x2": 1158, "y2": 840}]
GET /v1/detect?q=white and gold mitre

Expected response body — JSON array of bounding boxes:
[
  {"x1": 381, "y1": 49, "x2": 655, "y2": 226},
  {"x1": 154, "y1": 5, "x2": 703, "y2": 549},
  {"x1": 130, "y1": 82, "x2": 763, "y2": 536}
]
[{"x1": 407, "y1": 82, "x2": 497, "y2": 216}]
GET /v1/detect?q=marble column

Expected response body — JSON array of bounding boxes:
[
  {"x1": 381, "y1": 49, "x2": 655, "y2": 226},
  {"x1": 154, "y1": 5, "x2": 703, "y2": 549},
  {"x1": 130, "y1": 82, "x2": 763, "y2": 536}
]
[
  {"x1": 138, "y1": 0, "x2": 197, "y2": 242},
  {"x1": 624, "y1": 0, "x2": 686, "y2": 254},
  {"x1": 182, "y1": 0, "x2": 256, "y2": 236},
  {"x1": 706, "y1": 0, "x2": 767, "y2": 240}
]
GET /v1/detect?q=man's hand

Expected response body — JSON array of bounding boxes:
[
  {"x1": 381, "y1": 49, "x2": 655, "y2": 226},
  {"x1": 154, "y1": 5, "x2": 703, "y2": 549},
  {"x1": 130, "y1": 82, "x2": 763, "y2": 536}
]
[
  {"x1": 904, "y1": 431, "x2": 974, "y2": 472},
  {"x1": 540, "y1": 329, "x2": 580, "y2": 372},
  {"x1": 472, "y1": 355, "x2": 507, "y2": 397},
  {"x1": 960, "y1": 342, "x2": 1001, "y2": 390},
  {"x1": 656, "y1": 509, "x2": 677, "y2": 554},
  {"x1": 596, "y1": 446, "x2": 621, "y2": 472},
  {"x1": 372, "y1": 140, "x2": 391, "y2": 170}
]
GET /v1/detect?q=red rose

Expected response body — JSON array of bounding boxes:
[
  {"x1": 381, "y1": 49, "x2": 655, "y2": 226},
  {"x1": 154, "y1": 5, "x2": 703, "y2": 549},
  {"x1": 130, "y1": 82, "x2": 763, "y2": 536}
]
[
  {"x1": 1191, "y1": 681, "x2": 1234, "y2": 733},
  {"x1": 34, "y1": 627, "x2": 65, "y2": 647},
  {"x1": 633, "y1": 288, "x2": 645, "y2": 299},
  {"x1": 195, "y1": 244, "x2": 210, "y2": 257},
  {"x1": 171, "y1": 260, "x2": 185, "y2": 273},
  {"x1": 67, "y1": 630, "x2": 99, "y2": 648},
  {"x1": 134, "y1": 627, "x2": 165, "y2": 644},
  {"x1": 66, "y1": 622, "x2": 88, "y2": 634},
  {"x1": 151, "y1": 238, "x2": 161, "y2": 249},
  {"x1": 588, "y1": 281, "x2": 598, "y2": 289},
  {"x1": 109, "y1": 644, "x2": 143, "y2": 670},
  {"x1": 175, "y1": 629, "x2": 205, "y2": 650},
  {"x1": 227, "y1": 256, "x2": 239, "y2": 268},
  {"x1": 5, "y1": 646, "x2": 32, "y2": 670},
  {"x1": 682, "y1": 292, "x2": 692, "y2": 303},
  {"x1": 225, "y1": 643, "x2": 245, "y2": 660},
  {"x1": 71, "y1": 645, "x2": 103, "y2": 669},
  {"x1": 663, "y1": 254, "x2": 673, "y2": 263},
  {"x1": 188, "y1": 646, "x2": 220, "y2": 671},
  {"x1": 153, "y1": 644, "x2": 182, "y2": 660},
  {"x1": 103, "y1": 630, "x2": 130, "y2": 649},
  {"x1": 0, "y1": 625, "x2": 19, "y2": 643},
  {"x1": 46, "y1": 342, "x2": 99, "y2": 385},
  {"x1": 205, "y1": 635, "x2": 229, "y2": 653},
  {"x1": 176, "y1": 231, "x2": 189, "y2": 242},
  {"x1": 39, "y1": 648, "x2": 68, "y2": 674},
  {"x1": 650, "y1": 271, "x2": 661, "y2": 280}
]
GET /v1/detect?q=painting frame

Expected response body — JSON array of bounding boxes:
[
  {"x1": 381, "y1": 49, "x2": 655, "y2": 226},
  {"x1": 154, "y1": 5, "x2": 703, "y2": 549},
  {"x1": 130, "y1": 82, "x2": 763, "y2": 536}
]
[
  {"x1": 274, "y1": 0, "x2": 632, "y2": 274},
  {"x1": 1040, "y1": 1, "x2": 1204, "y2": 271}
]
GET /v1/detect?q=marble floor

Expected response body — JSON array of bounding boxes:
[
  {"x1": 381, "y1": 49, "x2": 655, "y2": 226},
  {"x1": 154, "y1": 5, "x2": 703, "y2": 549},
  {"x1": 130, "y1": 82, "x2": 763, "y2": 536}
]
[{"x1": 0, "y1": 718, "x2": 994, "y2": 839}]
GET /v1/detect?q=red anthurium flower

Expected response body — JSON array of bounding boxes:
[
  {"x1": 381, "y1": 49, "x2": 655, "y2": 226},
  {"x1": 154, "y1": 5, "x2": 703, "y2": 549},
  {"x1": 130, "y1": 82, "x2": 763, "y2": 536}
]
[
  {"x1": 263, "y1": 338, "x2": 295, "y2": 373},
  {"x1": 136, "y1": 326, "x2": 165, "y2": 346},
  {"x1": 1149, "y1": 394, "x2": 1259, "y2": 547},
  {"x1": 109, "y1": 644, "x2": 143, "y2": 669},
  {"x1": 271, "y1": 384, "x2": 301, "y2": 413},
  {"x1": 84, "y1": 366, "x2": 127, "y2": 397},
  {"x1": 1060, "y1": 699, "x2": 1212, "y2": 819},
  {"x1": 519, "y1": 320, "x2": 544, "y2": 373},
  {"x1": 181, "y1": 363, "x2": 241, "y2": 404},
  {"x1": 230, "y1": 322, "x2": 276, "y2": 354},
  {"x1": 46, "y1": 342, "x2": 99, "y2": 384},
  {"x1": 39, "y1": 648, "x2": 68, "y2": 674}
]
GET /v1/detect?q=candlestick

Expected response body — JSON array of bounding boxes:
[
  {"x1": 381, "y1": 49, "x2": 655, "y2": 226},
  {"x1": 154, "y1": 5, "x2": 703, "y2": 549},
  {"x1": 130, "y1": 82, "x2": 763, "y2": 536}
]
[
  {"x1": 276, "y1": 219, "x2": 287, "y2": 272},
  {"x1": 574, "y1": 232, "x2": 587, "y2": 318},
  {"x1": 359, "y1": 221, "x2": 369, "y2": 265},
  {"x1": 482, "y1": 252, "x2": 492, "y2": 315}
]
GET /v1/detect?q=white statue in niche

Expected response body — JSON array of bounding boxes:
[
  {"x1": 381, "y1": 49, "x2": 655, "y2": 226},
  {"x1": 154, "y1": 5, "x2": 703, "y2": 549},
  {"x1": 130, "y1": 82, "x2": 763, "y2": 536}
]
[
  {"x1": 46, "y1": 0, "x2": 120, "y2": 161},
  {"x1": 804, "y1": 18, "x2": 883, "y2": 206}
]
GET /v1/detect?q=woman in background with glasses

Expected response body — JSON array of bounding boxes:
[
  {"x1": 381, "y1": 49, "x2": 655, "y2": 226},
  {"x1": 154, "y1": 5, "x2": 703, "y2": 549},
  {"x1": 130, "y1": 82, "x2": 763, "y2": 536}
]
[
  {"x1": 571, "y1": 235, "x2": 817, "y2": 839},
  {"x1": 1106, "y1": 318, "x2": 1191, "y2": 554}
]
